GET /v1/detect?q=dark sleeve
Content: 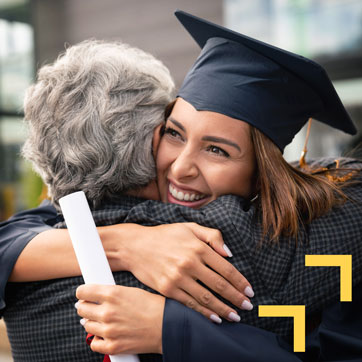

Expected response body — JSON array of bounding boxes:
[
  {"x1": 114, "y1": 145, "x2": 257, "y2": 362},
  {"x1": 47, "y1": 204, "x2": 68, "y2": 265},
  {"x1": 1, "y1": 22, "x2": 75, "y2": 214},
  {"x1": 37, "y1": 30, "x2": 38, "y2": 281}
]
[
  {"x1": 0, "y1": 200, "x2": 57, "y2": 311},
  {"x1": 162, "y1": 299, "x2": 301, "y2": 362},
  {"x1": 304, "y1": 282, "x2": 362, "y2": 361},
  {"x1": 163, "y1": 283, "x2": 362, "y2": 362}
]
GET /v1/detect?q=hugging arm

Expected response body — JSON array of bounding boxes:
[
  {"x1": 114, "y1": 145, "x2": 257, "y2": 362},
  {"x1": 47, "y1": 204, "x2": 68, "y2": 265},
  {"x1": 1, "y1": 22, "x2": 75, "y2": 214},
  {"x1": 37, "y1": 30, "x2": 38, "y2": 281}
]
[
  {"x1": 0, "y1": 202, "x2": 252, "y2": 321},
  {"x1": 0, "y1": 200, "x2": 55, "y2": 310},
  {"x1": 76, "y1": 284, "x2": 299, "y2": 361},
  {"x1": 164, "y1": 286, "x2": 362, "y2": 362},
  {"x1": 5, "y1": 201, "x2": 81, "y2": 282},
  {"x1": 163, "y1": 299, "x2": 300, "y2": 362},
  {"x1": 76, "y1": 282, "x2": 362, "y2": 361}
]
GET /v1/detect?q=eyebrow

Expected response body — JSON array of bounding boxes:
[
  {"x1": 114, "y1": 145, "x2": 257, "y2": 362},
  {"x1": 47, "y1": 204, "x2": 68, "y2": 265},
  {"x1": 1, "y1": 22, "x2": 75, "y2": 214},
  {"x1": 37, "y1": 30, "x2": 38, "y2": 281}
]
[
  {"x1": 168, "y1": 117, "x2": 241, "y2": 152},
  {"x1": 202, "y1": 136, "x2": 241, "y2": 152},
  {"x1": 168, "y1": 117, "x2": 186, "y2": 132}
]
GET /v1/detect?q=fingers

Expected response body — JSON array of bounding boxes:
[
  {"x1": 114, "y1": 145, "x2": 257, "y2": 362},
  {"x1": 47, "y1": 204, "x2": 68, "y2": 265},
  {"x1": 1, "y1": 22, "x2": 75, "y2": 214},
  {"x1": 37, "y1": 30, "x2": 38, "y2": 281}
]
[
  {"x1": 76, "y1": 284, "x2": 127, "y2": 306},
  {"x1": 195, "y1": 264, "x2": 253, "y2": 312},
  {"x1": 180, "y1": 223, "x2": 254, "y2": 299},
  {"x1": 89, "y1": 335, "x2": 124, "y2": 356},
  {"x1": 76, "y1": 300, "x2": 102, "y2": 322},
  {"x1": 202, "y1": 249, "x2": 253, "y2": 298},
  {"x1": 76, "y1": 287, "x2": 165, "y2": 355},
  {"x1": 170, "y1": 288, "x2": 223, "y2": 324},
  {"x1": 76, "y1": 284, "x2": 104, "y2": 303},
  {"x1": 160, "y1": 223, "x2": 254, "y2": 318},
  {"x1": 89, "y1": 335, "x2": 116, "y2": 355},
  {"x1": 80, "y1": 319, "x2": 103, "y2": 337},
  {"x1": 179, "y1": 277, "x2": 243, "y2": 322},
  {"x1": 184, "y1": 223, "x2": 231, "y2": 258},
  {"x1": 76, "y1": 301, "x2": 124, "y2": 354}
]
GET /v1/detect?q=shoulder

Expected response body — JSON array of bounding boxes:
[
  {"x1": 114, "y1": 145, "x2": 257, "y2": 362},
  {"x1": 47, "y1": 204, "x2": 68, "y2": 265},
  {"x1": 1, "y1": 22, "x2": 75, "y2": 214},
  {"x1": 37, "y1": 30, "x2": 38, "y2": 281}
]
[
  {"x1": 290, "y1": 156, "x2": 362, "y2": 170},
  {"x1": 310, "y1": 156, "x2": 362, "y2": 170}
]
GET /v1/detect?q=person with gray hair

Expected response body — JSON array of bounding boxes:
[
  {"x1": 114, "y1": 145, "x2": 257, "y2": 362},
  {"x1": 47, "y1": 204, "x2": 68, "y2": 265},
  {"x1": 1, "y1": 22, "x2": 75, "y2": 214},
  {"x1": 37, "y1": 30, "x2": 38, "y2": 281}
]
[
  {"x1": 2, "y1": 39, "x2": 251, "y2": 361},
  {"x1": 13, "y1": 39, "x2": 246, "y2": 317},
  {"x1": 23, "y1": 39, "x2": 174, "y2": 207},
  {"x1": 5, "y1": 39, "x2": 176, "y2": 362}
]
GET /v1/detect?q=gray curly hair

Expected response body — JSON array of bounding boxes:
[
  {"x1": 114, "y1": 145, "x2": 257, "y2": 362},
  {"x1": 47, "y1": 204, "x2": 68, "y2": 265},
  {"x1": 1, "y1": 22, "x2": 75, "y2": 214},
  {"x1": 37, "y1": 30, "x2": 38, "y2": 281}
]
[{"x1": 22, "y1": 40, "x2": 175, "y2": 208}]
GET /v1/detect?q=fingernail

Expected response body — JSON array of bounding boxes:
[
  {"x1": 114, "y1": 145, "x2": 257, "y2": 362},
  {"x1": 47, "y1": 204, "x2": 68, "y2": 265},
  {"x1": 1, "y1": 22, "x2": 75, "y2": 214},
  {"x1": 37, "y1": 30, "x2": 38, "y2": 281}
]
[
  {"x1": 80, "y1": 318, "x2": 87, "y2": 326},
  {"x1": 74, "y1": 302, "x2": 79, "y2": 309},
  {"x1": 223, "y1": 244, "x2": 233, "y2": 257},
  {"x1": 241, "y1": 300, "x2": 254, "y2": 311},
  {"x1": 228, "y1": 312, "x2": 240, "y2": 322},
  {"x1": 210, "y1": 314, "x2": 222, "y2": 324},
  {"x1": 244, "y1": 286, "x2": 254, "y2": 298}
]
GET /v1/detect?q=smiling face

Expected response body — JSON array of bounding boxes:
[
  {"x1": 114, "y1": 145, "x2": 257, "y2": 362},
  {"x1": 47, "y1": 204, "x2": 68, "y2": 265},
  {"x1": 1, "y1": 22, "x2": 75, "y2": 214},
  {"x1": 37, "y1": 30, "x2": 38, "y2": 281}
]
[{"x1": 156, "y1": 98, "x2": 256, "y2": 208}]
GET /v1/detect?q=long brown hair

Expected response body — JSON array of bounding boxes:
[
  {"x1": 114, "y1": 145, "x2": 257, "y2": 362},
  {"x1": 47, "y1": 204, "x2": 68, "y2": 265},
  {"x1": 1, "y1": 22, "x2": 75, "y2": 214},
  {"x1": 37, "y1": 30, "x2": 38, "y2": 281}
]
[{"x1": 251, "y1": 127, "x2": 356, "y2": 240}]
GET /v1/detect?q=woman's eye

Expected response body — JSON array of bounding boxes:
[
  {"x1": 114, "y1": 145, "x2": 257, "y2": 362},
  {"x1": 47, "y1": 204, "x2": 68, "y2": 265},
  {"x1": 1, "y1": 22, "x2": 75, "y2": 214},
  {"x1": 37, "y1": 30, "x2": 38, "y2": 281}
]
[
  {"x1": 207, "y1": 146, "x2": 230, "y2": 157},
  {"x1": 164, "y1": 127, "x2": 182, "y2": 139}
]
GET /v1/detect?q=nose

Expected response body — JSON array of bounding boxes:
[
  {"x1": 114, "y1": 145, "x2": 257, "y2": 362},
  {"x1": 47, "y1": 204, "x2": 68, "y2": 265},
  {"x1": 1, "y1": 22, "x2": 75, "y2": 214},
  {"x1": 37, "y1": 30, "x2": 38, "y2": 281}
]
[{"x1": 169, "y1": 147, "x2": 199, "y2": 182}]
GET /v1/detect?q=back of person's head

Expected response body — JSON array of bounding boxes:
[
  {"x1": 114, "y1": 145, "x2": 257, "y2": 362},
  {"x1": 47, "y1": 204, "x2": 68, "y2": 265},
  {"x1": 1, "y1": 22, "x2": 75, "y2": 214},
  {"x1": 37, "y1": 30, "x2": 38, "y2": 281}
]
[{"x1": 22, "y1": 39, "x2": 175, "y2": 208}]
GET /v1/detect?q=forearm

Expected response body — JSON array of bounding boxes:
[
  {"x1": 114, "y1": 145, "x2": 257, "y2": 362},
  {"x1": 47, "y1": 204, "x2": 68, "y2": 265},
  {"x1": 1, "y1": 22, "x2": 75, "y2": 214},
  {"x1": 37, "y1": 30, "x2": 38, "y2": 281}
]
[
  {"x1": 9, "y1": 229, "x2": 80, "y2": 281},
  {"x1": 8, "y1": 223, "x2": 140, "y2": 282},
  {"x1": 97, "y1": 223, "x2": 146, "y2": 272},
  {"x1": 9, "y1": 218, "x2": 252, "y2": 324},
  {"x1": 0, "y1": 202, "x2": 58, "y2": 309}
]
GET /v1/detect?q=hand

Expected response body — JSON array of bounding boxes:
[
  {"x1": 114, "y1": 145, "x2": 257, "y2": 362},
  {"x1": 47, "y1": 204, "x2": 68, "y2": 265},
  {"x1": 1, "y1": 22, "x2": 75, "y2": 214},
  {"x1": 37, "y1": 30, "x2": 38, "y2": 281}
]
[
  {"x1": 76, "y1": 284, "x2": 165, "y2": 355},
  {"x1": 101, "y1": 222, "x2": 254, "y2": 323}
]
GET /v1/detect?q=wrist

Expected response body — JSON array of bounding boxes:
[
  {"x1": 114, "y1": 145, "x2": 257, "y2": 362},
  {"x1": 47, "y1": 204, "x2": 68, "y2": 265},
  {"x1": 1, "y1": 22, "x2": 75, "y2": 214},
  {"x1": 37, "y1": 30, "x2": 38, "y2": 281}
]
[
  {"x1": 150, "y1": 294, "x2": 165, "y2": 354},
  {"x1": 98, "y1": 224, "x2": 129, "y2": 271},
  {"x1": 98, "y1": 223, "x2": 147, "y2": 272}
]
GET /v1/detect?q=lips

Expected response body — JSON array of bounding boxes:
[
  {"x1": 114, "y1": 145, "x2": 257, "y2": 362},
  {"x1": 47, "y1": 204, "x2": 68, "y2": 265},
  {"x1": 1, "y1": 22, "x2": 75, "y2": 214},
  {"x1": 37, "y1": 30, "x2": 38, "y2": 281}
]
[
  {"x1": 168, "y1": 183, "x2": 207, "y2": 202},
  {"x1": 167, "y1": 181, "x2": 210, "y2": 209}
]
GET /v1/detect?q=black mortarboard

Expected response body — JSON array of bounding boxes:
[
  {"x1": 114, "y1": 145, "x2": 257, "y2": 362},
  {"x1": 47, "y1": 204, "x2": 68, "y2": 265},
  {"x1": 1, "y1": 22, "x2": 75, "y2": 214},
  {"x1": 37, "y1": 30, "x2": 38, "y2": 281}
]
[{"x1": 175, "y1": 10, "x2": 357, "y2": 151}]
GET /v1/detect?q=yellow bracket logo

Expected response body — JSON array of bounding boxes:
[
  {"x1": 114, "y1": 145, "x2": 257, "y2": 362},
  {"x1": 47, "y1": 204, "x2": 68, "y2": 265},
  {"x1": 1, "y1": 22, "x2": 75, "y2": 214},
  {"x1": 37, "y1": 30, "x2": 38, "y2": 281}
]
[
  {"x1": 259, "y1": 305, "x2": 305, "y2": 352},
  {"x1": 258, "y1": 254, "x2": 352, "y2": 352},
  {"x1": 305, "y1": 255, "x2": 352, "y2": 302}
]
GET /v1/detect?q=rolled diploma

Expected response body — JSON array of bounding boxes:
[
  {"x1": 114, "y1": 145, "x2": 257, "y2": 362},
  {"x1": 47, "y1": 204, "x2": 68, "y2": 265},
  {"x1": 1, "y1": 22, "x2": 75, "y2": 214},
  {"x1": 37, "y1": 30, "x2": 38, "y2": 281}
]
[{"x1": 59, "y1": 191, "x2": 140, "y2": 362}]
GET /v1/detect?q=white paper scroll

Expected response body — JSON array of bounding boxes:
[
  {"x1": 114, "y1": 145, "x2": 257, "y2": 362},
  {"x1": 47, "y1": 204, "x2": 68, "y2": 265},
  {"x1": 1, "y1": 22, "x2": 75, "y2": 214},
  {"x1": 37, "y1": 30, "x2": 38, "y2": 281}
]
[{"x1": 59, "y1": 191, "x2": 140, "y2": 362}]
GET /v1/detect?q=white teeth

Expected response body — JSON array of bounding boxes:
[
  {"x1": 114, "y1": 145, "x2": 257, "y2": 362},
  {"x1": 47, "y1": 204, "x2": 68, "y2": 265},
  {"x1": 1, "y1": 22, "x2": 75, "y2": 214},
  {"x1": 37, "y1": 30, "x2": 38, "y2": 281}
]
[{"x1": 169, "y1": 184, "x2": 205, "y2": 202}]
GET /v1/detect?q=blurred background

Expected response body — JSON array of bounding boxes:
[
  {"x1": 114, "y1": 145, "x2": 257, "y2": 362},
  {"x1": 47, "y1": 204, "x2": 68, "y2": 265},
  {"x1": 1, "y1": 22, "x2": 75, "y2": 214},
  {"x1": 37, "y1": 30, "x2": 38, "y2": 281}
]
[{"x1": 0, "y1": 0, "x2": 361, "y2": 359}]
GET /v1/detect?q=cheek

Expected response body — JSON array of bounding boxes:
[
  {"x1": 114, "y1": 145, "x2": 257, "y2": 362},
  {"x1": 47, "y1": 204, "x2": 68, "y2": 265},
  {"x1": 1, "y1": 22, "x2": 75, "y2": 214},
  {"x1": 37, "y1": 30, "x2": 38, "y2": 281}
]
[
  {"x1": 209, "y1": 163, "x2": 255, "y2": 198},
  {"x1": 232, "y1": 164, "x2": 255, "y2": 197}
]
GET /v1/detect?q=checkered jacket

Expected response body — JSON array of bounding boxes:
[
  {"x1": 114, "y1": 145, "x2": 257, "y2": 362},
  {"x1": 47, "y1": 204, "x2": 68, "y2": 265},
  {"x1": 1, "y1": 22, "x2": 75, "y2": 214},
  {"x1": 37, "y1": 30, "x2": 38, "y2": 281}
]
[{"x1": 3, "y1": 158, "x2": 362, "y2": 361}]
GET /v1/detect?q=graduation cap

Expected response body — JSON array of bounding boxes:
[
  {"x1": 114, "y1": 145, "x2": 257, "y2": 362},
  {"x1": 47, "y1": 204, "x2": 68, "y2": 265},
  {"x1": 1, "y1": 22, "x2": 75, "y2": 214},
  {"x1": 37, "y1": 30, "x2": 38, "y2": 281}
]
[{"x1": 175, "y1": 10, "x2": 357, "y2": 151}]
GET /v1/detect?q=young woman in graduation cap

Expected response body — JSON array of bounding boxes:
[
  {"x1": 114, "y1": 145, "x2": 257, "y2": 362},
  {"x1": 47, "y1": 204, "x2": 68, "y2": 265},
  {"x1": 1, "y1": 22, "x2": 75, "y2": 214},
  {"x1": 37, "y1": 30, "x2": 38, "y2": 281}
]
[
  {"x1": 75, "y1": 11, "x2": 362, "y2": 360},
  {"x1": 2, "y1": 11, "x2": 362, "y2": 362}
]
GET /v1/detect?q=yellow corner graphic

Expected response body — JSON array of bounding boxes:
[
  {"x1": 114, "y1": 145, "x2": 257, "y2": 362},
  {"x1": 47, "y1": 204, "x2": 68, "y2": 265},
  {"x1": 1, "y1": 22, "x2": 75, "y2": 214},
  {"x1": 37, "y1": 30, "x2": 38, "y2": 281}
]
[
  {"x1": 305, "y1": 255, "x2": 352, "y2": 302},
  {"x1": 259, "y1": 305, "x2": 305, "y2": 352}
]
